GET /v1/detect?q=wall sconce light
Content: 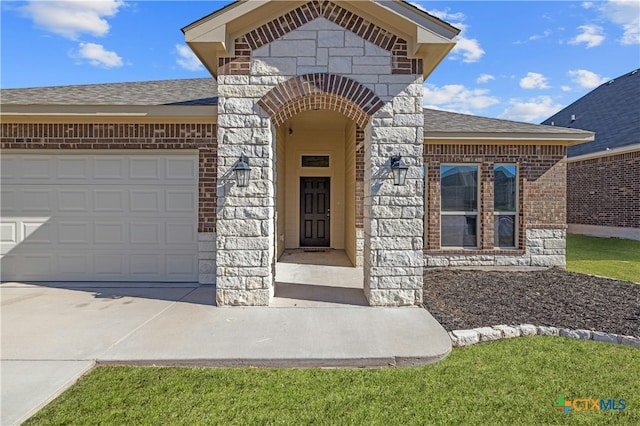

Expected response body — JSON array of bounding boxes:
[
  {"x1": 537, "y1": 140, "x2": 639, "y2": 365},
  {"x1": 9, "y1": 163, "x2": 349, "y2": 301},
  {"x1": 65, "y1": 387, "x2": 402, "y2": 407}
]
[
  {"x1": 233, "y1": 154, "x2": 251, "y2": 187},
  {"x1": 390, "y1": 155, "x2": 408, "y2": 186}
]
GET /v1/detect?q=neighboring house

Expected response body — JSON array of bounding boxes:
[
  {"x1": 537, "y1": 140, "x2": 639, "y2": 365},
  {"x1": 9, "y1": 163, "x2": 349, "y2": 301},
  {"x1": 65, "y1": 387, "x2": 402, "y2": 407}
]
[
  {"x1": 542, "y1": 69, "x2": 640, "y2": 240},
  {"x1": 0, "y1": 0, "x2": 593, "y2": 306}
]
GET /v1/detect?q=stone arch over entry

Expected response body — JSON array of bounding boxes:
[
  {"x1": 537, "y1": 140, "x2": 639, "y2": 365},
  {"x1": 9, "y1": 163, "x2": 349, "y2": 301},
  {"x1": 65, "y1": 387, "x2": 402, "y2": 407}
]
[{"x1": 257, "y1": 73, "x2": 384, "y2": 128}]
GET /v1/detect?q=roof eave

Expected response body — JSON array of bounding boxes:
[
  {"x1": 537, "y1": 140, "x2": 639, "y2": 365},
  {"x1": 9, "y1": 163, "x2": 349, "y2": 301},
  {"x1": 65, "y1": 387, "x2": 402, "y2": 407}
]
[{"x1": 424, "y1": 132, "x2": 595, "y2": 146}]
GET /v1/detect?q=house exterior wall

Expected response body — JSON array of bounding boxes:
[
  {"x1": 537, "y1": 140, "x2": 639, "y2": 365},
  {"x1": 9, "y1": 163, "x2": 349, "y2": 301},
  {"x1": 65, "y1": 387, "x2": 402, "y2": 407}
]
[
  {"x1": 0, "y1": 121, "x2": 218, "y2": 283},
  {"x1": 423, "y1": 143, "x2": 567, "y2": 267},
  {"x1": 567, "y1": 149, "x2": 640, "y2": 230},
  {"x1": 215, "y1": 2, "x2": 425, "y2": 306}
]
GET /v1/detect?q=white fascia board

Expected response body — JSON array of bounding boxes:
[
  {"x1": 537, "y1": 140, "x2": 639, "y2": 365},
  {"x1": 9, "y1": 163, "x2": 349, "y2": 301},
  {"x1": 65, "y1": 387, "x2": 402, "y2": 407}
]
[
  {"x1": 565, "y1": 143, "x2": 640, "y2": 162},
  {"x1": 424, "y1": 132, "x2": 595, "y2": 145},
  {"x1": 376, "y1": 0, "x2": 459, "y2": 39}
]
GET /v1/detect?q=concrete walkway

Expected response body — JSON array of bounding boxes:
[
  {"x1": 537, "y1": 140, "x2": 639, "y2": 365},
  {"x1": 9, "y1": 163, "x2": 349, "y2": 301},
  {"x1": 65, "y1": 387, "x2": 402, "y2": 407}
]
[{"x1": 1, "y1": 256, "x2": 450, "y2": 425}]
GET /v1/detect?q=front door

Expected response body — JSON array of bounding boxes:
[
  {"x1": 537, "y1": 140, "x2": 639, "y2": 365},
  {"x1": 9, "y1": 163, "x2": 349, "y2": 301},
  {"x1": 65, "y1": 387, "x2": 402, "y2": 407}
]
[{"x1": 300, "y1": 177, "x2": 330, "y2": 247}]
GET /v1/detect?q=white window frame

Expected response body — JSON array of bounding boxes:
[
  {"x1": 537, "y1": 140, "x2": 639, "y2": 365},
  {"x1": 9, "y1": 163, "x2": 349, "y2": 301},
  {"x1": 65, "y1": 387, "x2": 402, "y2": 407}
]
[
  {"x1": 440, "y1": 163, "x2": 480, "y2": 249},
  {"x1": 493, "y1": 163, "x2": 519, "y2": 249}
]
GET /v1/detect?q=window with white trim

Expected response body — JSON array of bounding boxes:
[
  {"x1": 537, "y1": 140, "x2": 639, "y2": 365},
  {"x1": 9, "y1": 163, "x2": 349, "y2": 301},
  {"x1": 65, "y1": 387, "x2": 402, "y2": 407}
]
[
  {"x1": 440, "y1": 165, "x2": 479, "y2": 248},
  {"x1": 494, "y1": 164, "x2": 518, "y2": 248}
]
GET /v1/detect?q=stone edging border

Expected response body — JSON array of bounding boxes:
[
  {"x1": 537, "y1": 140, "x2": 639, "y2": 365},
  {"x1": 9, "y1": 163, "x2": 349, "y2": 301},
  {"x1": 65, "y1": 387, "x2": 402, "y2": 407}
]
[{"x1": 449, "y1": 324, "x2": 640, "y2": 348}]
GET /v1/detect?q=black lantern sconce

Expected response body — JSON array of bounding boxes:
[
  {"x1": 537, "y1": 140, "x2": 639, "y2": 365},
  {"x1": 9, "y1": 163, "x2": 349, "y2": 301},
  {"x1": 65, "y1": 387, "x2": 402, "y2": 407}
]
[
  {"x1": 390, "y1": 155, "x2": 408, "y2": 186},
  {"x1": 233, "y1": 154, "x2": 251, "y2": 187}
]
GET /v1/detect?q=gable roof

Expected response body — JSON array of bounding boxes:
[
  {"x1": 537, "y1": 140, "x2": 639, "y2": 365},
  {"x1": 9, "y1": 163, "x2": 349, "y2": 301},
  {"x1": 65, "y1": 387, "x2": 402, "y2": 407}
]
[
  {"x1": 541, "y1": 69, "x2": 640, "y2": 157},
  {"x1": 424, "y1": 108, "x2": 593, "y2": 144},
  {"x1": 182, "y1": 0, "x2": 459, "y2": 78}
]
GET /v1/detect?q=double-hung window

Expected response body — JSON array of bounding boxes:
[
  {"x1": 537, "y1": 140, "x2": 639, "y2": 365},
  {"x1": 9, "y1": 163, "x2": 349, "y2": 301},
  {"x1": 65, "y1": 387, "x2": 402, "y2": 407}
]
[
  {"x1": 440, "y1": 165, "x2": 479, "y2": 248},
  {"x1": 494, "y1": 164, "x2": 518, "y2": 248}
]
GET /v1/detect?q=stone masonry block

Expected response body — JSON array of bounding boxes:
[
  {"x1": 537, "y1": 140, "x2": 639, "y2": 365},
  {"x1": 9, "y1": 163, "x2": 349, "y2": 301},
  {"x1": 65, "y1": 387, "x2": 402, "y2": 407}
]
[
  {"x1": 591, "y1": 331, "x2": 619, "y2": 344},
  {"x1": 216, "y1": 288, "x2": 271, "y2": 306},
  {"x1": 518, "y1": 324, "x2": 538, "y2": 336},
  {"x1": 367, "y1": 289, "x2": 418, "y2": 306},
  {"x1": 559, "y1": 328, "x2": 592, "y2": 340},
  {"x1": 537, "y1": 326, "x2": 559, "y2": 336},
  {"x1": 451, "y1": 330, "x2": 480, "y2": 346},
  {"x1": 474, "y1": 327, "x2": 502, "y2": 342},
  {"x1": 493, "y1": 325, "x2": 520, "y2": 338}
]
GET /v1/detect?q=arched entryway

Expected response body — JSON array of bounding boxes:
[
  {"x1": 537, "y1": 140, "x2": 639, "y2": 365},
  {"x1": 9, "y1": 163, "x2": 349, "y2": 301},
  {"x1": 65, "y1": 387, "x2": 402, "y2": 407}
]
[{"x1": 258, "y1": 74, "x2": 379, "y2": 306}]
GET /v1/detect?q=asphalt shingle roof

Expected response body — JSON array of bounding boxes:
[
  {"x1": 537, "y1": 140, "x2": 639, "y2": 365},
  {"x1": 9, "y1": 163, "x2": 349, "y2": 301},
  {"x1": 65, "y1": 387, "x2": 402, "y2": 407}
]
[
  {"x1": 0, "y1": 78, "x2": 218, "y2": 106},
  {"x1": 542, "y1": 69, "x2": 640, "y2": 157},
  {"x1": 0, "y1": 78, "x2": 592, "y2": 139},
  {"x1": 424, "y1": 108, "x2": 589, "y2": 135}
]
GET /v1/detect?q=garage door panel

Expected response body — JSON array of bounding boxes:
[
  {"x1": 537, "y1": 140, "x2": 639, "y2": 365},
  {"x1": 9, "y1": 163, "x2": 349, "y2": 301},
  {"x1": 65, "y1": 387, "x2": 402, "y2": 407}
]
[
  {"x1": 58, "y1": 254, "x2": 89, "y2": 275},
  {"x1": 166, "y1": 158, "x2": 197, "y2": 180},
  {"x1": 0, "y1": 190, "x2": 17, "y2": 213},
  {"x1": 130, "y1": 190, "x2": 161, "y2": 212},
  {"x1": 93, "y1": 158, "x2": 125, "y2": 180},
  {"x1": 1, "y1": 153, "x2": 198, "y2": 282},
  {"x1": 94, "y1": 222, "x2": 125, "y2": 244},
  {"x1": 58, "y1": 222, "x2": 90, "y2": 244},
  {"x1": 130, "y1": 222, "x2": 162, "y2": 244},
  {"x1": 94, "y1": 190, "x2": 125, "y2": 212},
  {"x1": 21, "y1": 157, "x2": 52, "y2": 179},
  {"x1": 58, "y1": 190, "x2": 90, "y2": 212},
  {"x1": 57, "y1": 158, "x2": 88, "y2": 179},
  {"x1": 1, "y1": 222, "x2": 17, "y2": 243},
  {"x1": 130, "y1": 158, "x2": 161, "y2": 180},
  {"x1": 22, "y1": 190, "x2": 52, "y2": 212}
]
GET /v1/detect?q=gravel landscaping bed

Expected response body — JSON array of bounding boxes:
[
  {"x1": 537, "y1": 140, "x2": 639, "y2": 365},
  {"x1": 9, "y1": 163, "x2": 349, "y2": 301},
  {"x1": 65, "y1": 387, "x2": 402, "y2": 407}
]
[{"x1": 423, "y1": 268, "x2": 639, "y2": 337}]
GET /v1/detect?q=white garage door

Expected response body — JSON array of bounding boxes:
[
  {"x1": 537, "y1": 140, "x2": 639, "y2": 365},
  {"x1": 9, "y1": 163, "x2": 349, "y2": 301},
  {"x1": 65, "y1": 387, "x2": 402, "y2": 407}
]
[{"x1": 1, "y1": 152, "x2": 199, "y2": 282}]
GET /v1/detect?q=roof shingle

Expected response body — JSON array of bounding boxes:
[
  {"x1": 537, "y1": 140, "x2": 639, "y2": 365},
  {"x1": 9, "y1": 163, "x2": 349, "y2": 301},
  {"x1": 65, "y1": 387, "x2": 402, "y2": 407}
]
[
  {"x1": 0, "y1": 78, "x2": 218, "y2": 106},
  {"x1": 542, "y1": 69, "x2": 640, "y2": 156}
]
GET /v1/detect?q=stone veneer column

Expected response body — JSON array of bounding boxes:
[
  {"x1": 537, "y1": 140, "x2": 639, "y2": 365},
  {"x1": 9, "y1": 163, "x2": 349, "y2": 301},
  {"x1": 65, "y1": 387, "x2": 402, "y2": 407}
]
[
  {"x1": 215, "y1": 74, "x2": 276, "y2": 306},
  {"x1": 364, "y1": 80, "x2": 425, "y2": 306}
]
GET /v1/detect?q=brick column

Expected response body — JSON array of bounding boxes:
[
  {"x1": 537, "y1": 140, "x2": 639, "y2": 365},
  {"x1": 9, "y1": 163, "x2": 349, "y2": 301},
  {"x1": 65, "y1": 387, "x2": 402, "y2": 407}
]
[{"x1": 363, "y1": 81, "x2": 425, "y2": 306}]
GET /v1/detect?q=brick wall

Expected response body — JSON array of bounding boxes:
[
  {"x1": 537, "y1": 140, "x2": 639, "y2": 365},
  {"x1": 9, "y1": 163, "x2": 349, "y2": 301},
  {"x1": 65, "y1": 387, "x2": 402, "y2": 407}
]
[
  {"x1": 219, "y1": 0, "x2": 421, "y2": 76},
  {"x1": 424, "y1": 144, "x2": 567, "y2": 252},
  {"x1": 0, "y1": 122, "x2": 217, "y2": 232},
  {"x1": 567, "y1": 150, "x2": 640, "y2": 228}
]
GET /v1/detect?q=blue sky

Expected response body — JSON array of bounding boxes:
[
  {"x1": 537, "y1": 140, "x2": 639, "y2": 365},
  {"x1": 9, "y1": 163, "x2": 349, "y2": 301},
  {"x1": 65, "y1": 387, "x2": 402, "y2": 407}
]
[{"x1": 1, "y1": 1, "x2": 639, "y2": 122}]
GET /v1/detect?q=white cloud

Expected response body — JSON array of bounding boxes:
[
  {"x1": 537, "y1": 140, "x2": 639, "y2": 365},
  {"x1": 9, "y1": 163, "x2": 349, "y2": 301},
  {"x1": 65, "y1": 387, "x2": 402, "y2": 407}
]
[
  {"x1": 175, "y1": 44, "x2": 203, "y2": 71},
  {"x1": 72, "y1": 42, "x2": 123, "y2": 67},
  {"x1": 520, "y1": 72, "x2": 550, "y2": 90},
  {"x1": 599, "y1": 0, "x2": 640, "y2": 45},
  {"x1": 425, "y1": 7, "x2": 466, "y2": 22},
  {"x1": 499, "y1": 96, "x2": 563, "y2": 122},
  {"x1": 568, "y1": 69, "x2": 610, "y2": 88},
  {"x1": 423, "y1": 83, "x2": 499, "y2": 114},
  {"x1": 569, "y1": 24, "x2": 605, "y2": 48},
  {"x1": 514, "y1": 29, "x2": 553, "y2": 44},
  {"x1": 22, "y1": 0, "x2": 124, "y2": 40},
  {"x1": 476, "y1": 74, "x2": 495, "y2": 84},
  {"x1": 582, "y1": 2, "x2": 594, "y2": 9},
  {"x1": 427, "y1": 9, "x2": 484, "y2": 63},
  {"x1": 561, "y1": 85, "x2": 572, "y2": 92},
  {"x1": 451, "y1": 36, "x2": 485, "y2": 63}
]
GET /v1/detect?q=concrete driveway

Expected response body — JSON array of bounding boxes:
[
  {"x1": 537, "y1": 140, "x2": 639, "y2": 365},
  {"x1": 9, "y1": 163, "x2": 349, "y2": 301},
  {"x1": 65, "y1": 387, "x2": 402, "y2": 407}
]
[{"x1": 1, "y1": 281, "x2": 451, "y2": 425}]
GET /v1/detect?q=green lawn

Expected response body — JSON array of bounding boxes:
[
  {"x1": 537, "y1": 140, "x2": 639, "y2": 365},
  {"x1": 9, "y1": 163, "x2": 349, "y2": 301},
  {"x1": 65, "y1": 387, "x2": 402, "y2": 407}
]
[
  {"x1": 566, "y1": 234, "x2": 640, "y2": 282},
  {"x1": 26, "y1": 337, "x2": 639, "y2": 425}
]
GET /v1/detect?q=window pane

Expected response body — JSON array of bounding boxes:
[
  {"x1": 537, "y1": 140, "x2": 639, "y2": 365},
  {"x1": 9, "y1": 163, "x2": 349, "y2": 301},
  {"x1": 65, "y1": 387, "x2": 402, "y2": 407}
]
[
  {"x1": 442, "y1": 215, "x2": 477, "y2": 247},
  {"x1": 494, "y1": 165, "x2": 517, "y2": 212},
  {"x1": 494, "y1": 215, "x2": 516, "y2": 247},
  {"x1": 441, "y1": 165, "x2": 478, "y2": 211},
  {"x1": 301, "y1": 156, "x2": 329, "y2": 167}
]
